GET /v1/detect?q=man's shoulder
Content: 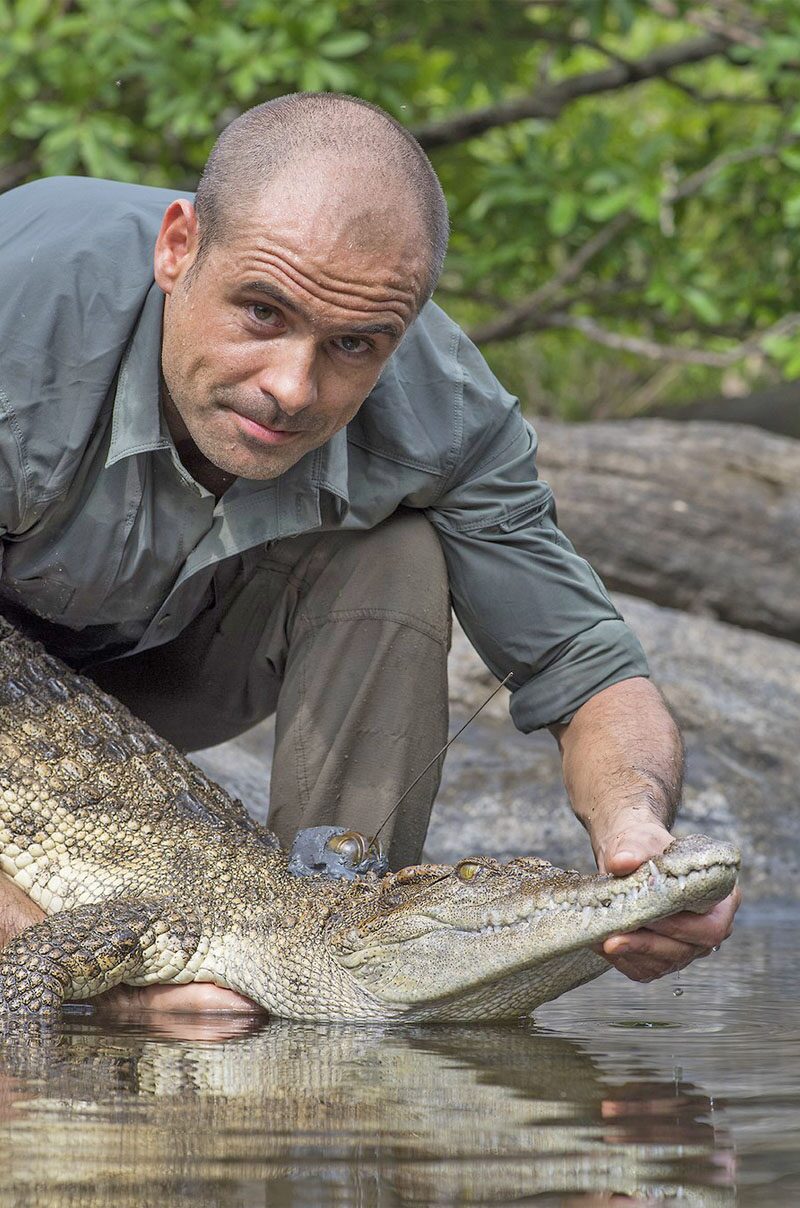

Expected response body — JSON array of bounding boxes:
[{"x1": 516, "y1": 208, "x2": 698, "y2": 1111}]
[
  {"x1": 1, "y1": 174, "x2": 190, "y2": 230},
  {"x1": 0, "y1": 178, "x2": 187, "y2": 513},
  {"x1": 0, "y1": 176, "x2": 189, "y2": 289},
  {"x1": 350, "y1": 301, "x2": 520, "y2": 478},
  {"x1": 0, "y1": 177, "x2": 191, "y2": 328},
  {"x1": 348, "y1": 302, "x2": 461, "y2": 475}
]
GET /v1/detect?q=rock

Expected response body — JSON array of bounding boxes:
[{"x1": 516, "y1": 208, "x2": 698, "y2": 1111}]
[
  {"x1": 534, "y1": 418, "x2": 800, "y2": 642},
  {"x1": 447, "y1": 620, "x2": 510, "y2": 722},
  {"x1": 613, "y1": 594, "x2": 799, "y2": 904},
  {"x1": 429, "y1": 599, "x2": 800, "y2": 902},
  {"x1": 646, "y1": 379, "x2": 800, "y2": 440},
  {"x1": 191, "y1": 597, "x2": 800, "y2": 901}
]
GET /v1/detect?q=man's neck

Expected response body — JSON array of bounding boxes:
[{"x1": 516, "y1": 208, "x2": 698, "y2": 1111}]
[{"x1": 160, "y1": 380, "x2": 236, "y2": 500}]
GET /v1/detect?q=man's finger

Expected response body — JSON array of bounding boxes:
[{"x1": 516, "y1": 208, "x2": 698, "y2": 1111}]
[
  {"x1": 93, "y1": 982, "x2": 264, "y2": 1015},
  {"x1": 636, "y1": 891, "x2": 739, "y2": 945},
  {"x1": 598, "y1": 929, "x2": 716, "y2": 982},
  {"x1": 618, "y1": 884, "x2": 739, "y2": 950},
  {"x1": 596, "y1": 888, "x2": 737, "y2": 984},
  {"x1": 594, "y1": 821, "x2": 673, "y2": 877},
  {"x1": 603, "y1": 947, "x2": 711, "y2": 983},
  {"x1": 602, "y1": 930, "x2": 709, "y2": 963}
]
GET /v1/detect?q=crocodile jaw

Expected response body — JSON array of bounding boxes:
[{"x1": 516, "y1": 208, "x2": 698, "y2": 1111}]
[{"x1": 329, "y1": 836, "x2": 740, "y2": 1021}]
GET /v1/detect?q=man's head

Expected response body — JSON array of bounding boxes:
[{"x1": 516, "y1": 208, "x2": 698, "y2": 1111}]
[{"x1": 154, "y1": 92, "x2": 449, "y2": 488}]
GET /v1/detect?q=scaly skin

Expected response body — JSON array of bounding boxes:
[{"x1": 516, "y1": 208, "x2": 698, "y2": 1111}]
[{"x1": 0, "y1": 616, "x2": 740, "y2": 1020}]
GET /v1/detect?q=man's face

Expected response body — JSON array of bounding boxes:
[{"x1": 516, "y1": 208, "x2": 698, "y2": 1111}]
[{"x1": 155, "y1": 182, "x2": 427, "y2": 483}]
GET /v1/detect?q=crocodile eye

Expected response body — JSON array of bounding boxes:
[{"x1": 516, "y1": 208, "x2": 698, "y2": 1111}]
[
  {"x1": 327, "y1": 831, "x2": 368, "y2": 864},
  {"x1": 457, "y1": 861, "x2": 482, "y2": 882}
]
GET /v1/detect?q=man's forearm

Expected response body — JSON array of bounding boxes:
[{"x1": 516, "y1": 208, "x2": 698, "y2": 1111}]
[
  {"x1": 549, "y1": 674, "x2": 740, "y2": 984},
  {"x1": 550, "y1": 676, "x2": 684, "y2": 869}
]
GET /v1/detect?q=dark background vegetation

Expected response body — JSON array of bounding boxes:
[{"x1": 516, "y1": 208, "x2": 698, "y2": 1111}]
[{"x1": 2, "y1": 0, "x2": 799, "y2": 421}]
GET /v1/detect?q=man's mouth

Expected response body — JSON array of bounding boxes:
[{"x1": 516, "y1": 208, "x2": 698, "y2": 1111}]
[{"x1": 230, "y1": 409, "x2": 307, "y2": 446}]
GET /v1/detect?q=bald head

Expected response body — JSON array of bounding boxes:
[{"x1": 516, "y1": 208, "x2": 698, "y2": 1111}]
[{"x1": 194, "y1": 92, "x2": 449, "y2": 307}]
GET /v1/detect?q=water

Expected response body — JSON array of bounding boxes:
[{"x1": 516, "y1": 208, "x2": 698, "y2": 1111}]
[{"x1": 0, "y1": 917, "x2": 796, "y2": 1207}]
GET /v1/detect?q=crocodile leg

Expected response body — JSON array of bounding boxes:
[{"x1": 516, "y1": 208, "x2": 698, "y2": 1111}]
[{"x1": 0, "y1": 900, "x2": 203, "y2": 1016}]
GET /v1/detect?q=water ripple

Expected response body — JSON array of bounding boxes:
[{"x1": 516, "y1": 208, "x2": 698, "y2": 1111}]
[{"x1": 0, "y1": 921, "x2": 796, "y2": 1205}]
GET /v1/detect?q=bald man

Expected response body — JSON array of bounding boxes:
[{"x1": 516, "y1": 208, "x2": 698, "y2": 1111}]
[{"x1": 0, "y1": 93, "x2": 738, "y2": 1014}]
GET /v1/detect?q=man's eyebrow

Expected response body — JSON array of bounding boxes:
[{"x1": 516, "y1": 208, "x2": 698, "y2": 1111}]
[
  {"x1": 242, "y1": 280, "x2": 404, "y2": 341},
  {"x1": 245, "y1": 280, "x2": 301, "y2": 313}
]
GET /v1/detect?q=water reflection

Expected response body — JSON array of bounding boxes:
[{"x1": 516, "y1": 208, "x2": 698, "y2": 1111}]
[
  {"x1": 0, "y1": 1012, "x2": 735, "y2": 1206},
  {"x1": 2, "y1": 921, "x2": 799, "y2": 1205}
]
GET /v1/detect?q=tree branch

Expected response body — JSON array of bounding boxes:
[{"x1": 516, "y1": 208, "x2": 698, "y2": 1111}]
[
  {"x1": 665, "y1": 133, "x2": 800, "y2": 203},
  {"x1": 526, "y1": 30, "x2": 638, "y2": 72},
  {"x1": 467, "y1": 214, "x2": 633, "y2": 344},
  {"x1": 644, "y1": 1, "x2": 766, "y2": 49},
  {"x1": 528, "y1": 311, "x2": 800, "y2": 368},
  {"x1": 0, "y1": 159, "x2": 36, "y2": 193},
  {"x1": 660, "y1": 76, "x2": 783, "y2": 107},
  {"x1": 412, "y1": 34, "x2": 731, "y2": 149},
  {"x1": 468, "y1": 132, "x2": 800, "y2": 347}
]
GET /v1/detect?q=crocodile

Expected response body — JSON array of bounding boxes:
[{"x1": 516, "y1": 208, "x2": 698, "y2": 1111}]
[{"x1": 0, "y1": 615, "x2": 740, "y2": 1021}]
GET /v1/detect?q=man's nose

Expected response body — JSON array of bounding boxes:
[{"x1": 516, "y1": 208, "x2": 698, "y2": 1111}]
[{"x1": 256, "y1": 339, "x2": 318, "y2": 414}]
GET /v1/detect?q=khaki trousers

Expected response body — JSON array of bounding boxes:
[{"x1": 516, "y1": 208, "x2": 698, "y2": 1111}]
[{"x1": 89, "y1": 510, "x2": 451, "y2": 869}]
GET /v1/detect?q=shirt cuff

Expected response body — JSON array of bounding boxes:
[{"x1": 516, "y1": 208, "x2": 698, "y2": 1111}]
[{"x1": 509, "y1": 617, "x2": 650, "y2": 732}]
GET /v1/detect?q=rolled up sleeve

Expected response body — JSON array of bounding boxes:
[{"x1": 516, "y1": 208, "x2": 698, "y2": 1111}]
[{"x1": 426, "y1": 334, "x2": 649, "y2": 731}]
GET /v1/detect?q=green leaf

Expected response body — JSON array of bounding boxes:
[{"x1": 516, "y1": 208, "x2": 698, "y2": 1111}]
[
  {"x1": 583, "y1": 188, "x2": 633, "y2": 222},
  {"x1": 633, "y1": 192, "x2": 660, "y2": 224},
  {"x1": 547, "y1": 193, "x2": 579, "y2": 237},
  {"x1": 14, "y1": 0, "x2": 51, "y2": 32},
  {"x1": 761, "y1": 330, "x2": 800, "y2": 376},
  {"x1": 318, "y1": 31, "x2": 370, "y2": 59},
  {"x1": 311, "y1": 60, "x2": 356, "y2": 90},
  {"x1": 783, "y1": 191, "x2": 800, "y2": 228},
  {"x1": 684, "y1": 287, "x2": 723, "y2": 326}
]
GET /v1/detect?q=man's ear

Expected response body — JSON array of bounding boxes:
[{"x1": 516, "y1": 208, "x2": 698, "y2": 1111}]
[{"x1": 154, "y1": 199, "x2": 199, "y2": 294}]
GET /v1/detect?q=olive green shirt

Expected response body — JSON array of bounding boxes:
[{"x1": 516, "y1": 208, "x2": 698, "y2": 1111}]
[{"x1": 0, "y1": 176, "x2": 648, "y2": 731}]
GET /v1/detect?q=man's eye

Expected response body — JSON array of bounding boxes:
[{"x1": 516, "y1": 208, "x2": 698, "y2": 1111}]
[
  {"x1": 333, "y1": 335, "x2": 371, "y2": 355},
  {"x1": 250, "y1": 304, "x2": 282, "y2": 326}
]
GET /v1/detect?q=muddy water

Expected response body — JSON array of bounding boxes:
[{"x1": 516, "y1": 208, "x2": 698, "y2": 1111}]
[{"x1": 0, "y1": 918, "x2": 796, "y2": 1207}]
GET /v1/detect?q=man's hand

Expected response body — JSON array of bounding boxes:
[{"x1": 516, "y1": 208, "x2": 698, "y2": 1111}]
[
  {"x1": 593, "y1": 818, "x2": 741, "y2": 983},
  {"x1": 551, "y1": 678, "x2": 740, "y2": 985},
  {"x1": 0, "y1": 873, "x2": 262, "y2": 1016}
]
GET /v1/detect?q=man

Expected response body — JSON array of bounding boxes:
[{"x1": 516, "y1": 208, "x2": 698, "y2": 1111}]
[{"x1": 0, "y1": 93, "x2": 738, "y2": 1013}]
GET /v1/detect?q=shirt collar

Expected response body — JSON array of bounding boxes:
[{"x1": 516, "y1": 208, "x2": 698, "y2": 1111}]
[
  {"x1": 312, "y1": 425, "x2": 350, "y2": 516},
  {"x1": 222, "y1": 425, "x2": 351, "y2": 525},
  {"x1": 106, "y1": 282, "x2": 170, "y2": 467}
]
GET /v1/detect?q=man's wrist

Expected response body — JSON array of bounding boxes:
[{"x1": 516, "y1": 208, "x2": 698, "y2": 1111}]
[{"x1": 553, "y1": 678, "x2": 684, "y2": 870}]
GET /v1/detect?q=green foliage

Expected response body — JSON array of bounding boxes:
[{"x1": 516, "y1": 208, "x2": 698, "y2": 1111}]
[
  {"x1": 0, "y1": 0, "x2": 378, "y2": 184},
  {"x1": 2, "y1": 0, "x2": 800, "y2": 416}
]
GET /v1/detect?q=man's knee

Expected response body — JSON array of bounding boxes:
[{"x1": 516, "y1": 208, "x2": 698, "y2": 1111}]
[{"x1": 299, "y1": 510, "x2": 450, "y2": 644}]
